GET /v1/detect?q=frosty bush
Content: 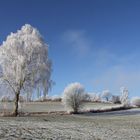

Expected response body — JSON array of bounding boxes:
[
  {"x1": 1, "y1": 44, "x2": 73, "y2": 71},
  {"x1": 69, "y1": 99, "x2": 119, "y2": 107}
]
[
  {"x1": 82, "y1": 93, "x2": 91, "y2": 102},
  {"x1": 120, "y1": 87, "x2": 129, "y2": 106},
  {"x1": 92, "y1": 93, "x2": 101, "y2": 102},
  {"x1": 131, "y1": 97, "x2": 140, "y2": 107},
  {"x1": 101, "y1": 90, "x2": 111, "y2": 102},
  {"x1": 62, "y1": 82, "x2": 85, "y2": 113}
]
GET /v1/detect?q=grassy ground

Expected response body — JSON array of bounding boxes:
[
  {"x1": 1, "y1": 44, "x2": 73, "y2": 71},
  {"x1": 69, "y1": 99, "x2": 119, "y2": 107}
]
[
  {"x1": 0, "y1": 112, "x2": 140, "y2": 140},
  {"x1": 0, "y1": 102, "x2": 139, "y2": 140},
  {"x1": 0, "y1": 101, "x2": 118, "y2": 113}
]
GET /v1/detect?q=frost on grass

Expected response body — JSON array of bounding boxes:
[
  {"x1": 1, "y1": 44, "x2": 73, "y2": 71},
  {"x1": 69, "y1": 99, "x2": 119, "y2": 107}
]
[{"x1": 0, "y1": 113, "x2": 139, "y2": 140}]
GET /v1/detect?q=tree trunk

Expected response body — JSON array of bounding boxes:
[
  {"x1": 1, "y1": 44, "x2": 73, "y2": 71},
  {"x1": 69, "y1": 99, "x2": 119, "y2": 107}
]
[{"x1": 13, "y1": 92, "x2": 20, "y2": 116}]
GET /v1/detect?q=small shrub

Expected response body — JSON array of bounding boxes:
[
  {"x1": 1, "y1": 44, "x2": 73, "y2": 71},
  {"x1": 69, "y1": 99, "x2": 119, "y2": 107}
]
[
  {"x1": 101, "y1": 90, "x2": 112, "y2": 102},
  {"x1": 62, "y1": 82, "x2": 85, "y2": 113},
  {"x1": 82, "y1": 93, "x2": 91, "y2": 102}
]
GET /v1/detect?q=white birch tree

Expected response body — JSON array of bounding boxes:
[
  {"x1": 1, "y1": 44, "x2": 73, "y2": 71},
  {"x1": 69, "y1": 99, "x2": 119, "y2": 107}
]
[{"x1": 0, "y1": 24, "x2": 52, "y2": 116}]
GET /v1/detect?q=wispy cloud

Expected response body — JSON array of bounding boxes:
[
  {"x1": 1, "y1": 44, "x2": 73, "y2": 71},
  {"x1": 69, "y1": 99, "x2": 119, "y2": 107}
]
[
  {"x1": 60, "y1": 29, "x2": 140, "y2": 97},
  {"x1": 62, "y1": 30, "x2": 92, "y2": 57}
]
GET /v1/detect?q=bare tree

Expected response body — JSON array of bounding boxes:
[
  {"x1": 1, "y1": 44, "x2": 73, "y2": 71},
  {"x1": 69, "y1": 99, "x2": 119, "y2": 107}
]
[
  {"x1": 62, "y1": 82, "x2": 85, "y2": 113},
  {"x1": 0, "y1": 24, "x2": 52, "y2": 116}
]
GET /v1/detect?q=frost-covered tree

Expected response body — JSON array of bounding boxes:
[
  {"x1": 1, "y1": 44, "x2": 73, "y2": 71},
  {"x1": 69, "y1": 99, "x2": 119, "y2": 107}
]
[
  {"x1": 83, "y1": 93, "x2": 91, "y2": 102},
  {"x1": 120, "y1": 87, "x2": 129, "y2": 106},
  {"x1": 91, "y1": 93, "x2": 101, "y2": 102},
  {"x1": 62, "y1": 82, "x2": 85, "y2": 113},
  {"x1": 101, "y1": 90, "x2": 111, "y2": 102},
  {"x1": 0, "y1": 24, "x2": 52, "y2": 116}
]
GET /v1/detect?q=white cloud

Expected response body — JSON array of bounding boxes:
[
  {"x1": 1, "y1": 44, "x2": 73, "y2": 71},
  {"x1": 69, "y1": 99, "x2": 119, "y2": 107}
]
[{"x1": 62, "y1": 30, "x2": 92, "y2": 57}]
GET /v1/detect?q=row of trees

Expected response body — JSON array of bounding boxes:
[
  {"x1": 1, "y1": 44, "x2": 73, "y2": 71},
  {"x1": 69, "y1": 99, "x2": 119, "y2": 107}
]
[
  {"x1": 0, "y1": 87, "x2": 129, "y2": 104},
  {"x1": 81, "y1": 87, "x2": 129, "y2": 104},
  {"x1": 62, "y1": 82, "x2": 140, "y2": 113}
]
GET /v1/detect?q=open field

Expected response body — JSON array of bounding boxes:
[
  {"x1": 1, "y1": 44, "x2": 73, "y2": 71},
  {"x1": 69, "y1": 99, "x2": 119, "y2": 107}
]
[
  {"x1": 0, "y1": 102, "x2": 118, "y2": 113},
  {"x1": 0, "y1": 110, "x2": 140, "y2": 140},
  {"x1": 0, "y1": 102, "x2": 140, "y2": 140}
]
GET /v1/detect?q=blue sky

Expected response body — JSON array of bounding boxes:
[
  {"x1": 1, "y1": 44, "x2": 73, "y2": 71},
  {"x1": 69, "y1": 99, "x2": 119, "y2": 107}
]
[{"x1": 0, "y1": 0, "x2": 140, "y2": 97}]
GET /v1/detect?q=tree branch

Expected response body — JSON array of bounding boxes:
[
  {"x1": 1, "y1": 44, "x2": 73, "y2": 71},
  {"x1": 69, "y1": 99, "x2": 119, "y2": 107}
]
[{"x1": 0, "y1": 76, "x2": 16, "y2": 94}]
